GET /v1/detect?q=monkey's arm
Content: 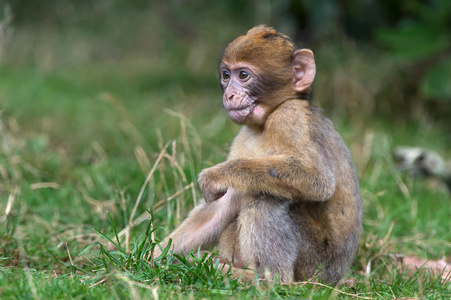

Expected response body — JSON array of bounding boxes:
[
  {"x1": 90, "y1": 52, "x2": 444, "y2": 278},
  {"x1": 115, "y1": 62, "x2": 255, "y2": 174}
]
[{"x1": 198, "y1": 155, "x2": 336, "y2": 202}]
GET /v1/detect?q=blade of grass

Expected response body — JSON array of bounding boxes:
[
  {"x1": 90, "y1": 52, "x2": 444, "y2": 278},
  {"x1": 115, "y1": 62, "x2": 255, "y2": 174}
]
[
  {"x1": 106, "y1": 211, "x2": 122, "y2": 251},
  {"x1": 127, "y1": 142, "x2": 170, "y2": 252}
]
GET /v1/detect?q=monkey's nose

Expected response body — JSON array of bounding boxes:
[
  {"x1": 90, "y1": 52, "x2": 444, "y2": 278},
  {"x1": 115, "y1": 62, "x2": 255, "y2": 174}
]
[{"x1": 227, "y1": 93, "x2": 235, "y2": 101}]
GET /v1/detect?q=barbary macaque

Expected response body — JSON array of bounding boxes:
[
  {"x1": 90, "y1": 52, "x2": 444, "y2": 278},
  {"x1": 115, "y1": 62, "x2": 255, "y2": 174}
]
[{"x1": 155, "y1": 25, "x2": 362, "y2": 284}]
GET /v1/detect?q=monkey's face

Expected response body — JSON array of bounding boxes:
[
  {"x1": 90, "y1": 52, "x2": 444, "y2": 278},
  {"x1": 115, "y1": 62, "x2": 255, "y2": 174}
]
[
  {"x1": 219, "y1": 26, "x2": 316, "y2": 126},
  {"x1": 220, "y1": 63, "x2": 265, "y2": 125}
]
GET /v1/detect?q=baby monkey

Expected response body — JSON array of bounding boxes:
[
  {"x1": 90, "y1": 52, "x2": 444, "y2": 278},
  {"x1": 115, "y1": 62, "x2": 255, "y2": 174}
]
[{"x1": 155, "y1": 25, "x2": 362, "y2": 284}]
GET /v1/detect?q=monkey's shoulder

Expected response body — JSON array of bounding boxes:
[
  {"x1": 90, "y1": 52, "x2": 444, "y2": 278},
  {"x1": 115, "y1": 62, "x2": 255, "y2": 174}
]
[
  {"x1": 265, "y1": 101, "x2": 338, "y2": 141},
  {"x1": 228, "y1": 106, "x2": 332, "y2": 158},
  {"x1": 266, "y1": 100, "x2": 330, "y2": 128}
]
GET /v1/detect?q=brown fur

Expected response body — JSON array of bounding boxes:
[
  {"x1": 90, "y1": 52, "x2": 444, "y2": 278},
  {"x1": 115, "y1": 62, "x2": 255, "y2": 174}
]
[{"x1": 155, "y1": 25, "x2": 362, "y2": 284}]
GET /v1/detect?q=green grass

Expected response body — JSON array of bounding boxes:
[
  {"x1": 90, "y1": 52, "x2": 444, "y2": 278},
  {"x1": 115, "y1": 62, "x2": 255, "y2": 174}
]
[{"x1": 1, "y1": 21, "x2": 451, "y2": 299}]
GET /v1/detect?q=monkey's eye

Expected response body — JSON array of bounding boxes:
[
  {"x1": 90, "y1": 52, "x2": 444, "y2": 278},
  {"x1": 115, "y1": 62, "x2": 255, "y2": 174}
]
[
  {"x1": 222, "y1": 70, "x2": 230, "y2": 80},
  {"x1": 239, "y1": 70, "x2": 249, "y2": 80}
]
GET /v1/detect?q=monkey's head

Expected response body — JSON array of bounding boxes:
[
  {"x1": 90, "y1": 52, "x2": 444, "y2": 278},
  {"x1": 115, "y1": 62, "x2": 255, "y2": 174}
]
[{"x1": 219, "y1": 25, "x2": 316, "y2": 126}]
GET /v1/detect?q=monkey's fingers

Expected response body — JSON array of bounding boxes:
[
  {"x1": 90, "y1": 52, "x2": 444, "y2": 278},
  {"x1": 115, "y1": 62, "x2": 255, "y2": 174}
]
[
  {"x1": 212, "y1": 190, "x2": 228, "y2": 201},
  {"x1": 202, "y1": 189, "x2": 228, "y2": 202}
]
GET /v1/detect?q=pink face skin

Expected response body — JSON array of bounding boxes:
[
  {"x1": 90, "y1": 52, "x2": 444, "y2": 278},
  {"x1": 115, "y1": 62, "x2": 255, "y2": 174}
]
[{"x1": 220, "y1": 64, "x2": 264, "y2": 124}]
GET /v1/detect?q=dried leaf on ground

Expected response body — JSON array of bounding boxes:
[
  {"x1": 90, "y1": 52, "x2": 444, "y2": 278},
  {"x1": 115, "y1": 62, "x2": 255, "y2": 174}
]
[{"x1": 395, "y1": 254, "x2": 451, "y2": 282}]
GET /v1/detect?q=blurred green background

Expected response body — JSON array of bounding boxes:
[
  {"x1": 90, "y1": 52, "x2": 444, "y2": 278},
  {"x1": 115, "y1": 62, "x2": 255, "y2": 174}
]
[
  {"x1": 3, "y1": 0, "x2": 451, "y2": 122},
  {"x1": 1, "y1": 0, "x2": 450, "y2": 161}
]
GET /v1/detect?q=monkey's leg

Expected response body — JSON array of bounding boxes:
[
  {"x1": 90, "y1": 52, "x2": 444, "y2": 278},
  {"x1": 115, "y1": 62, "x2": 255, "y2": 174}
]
[
  {"x1": 155, "y1": 188, "x2": 241, "y2": 257},
  {"x1": 238, "y1": 197, "x2": 301, "y2": 283},
  {"x1": 216, "y1": 221, "x2": 261, "y2": 284}
]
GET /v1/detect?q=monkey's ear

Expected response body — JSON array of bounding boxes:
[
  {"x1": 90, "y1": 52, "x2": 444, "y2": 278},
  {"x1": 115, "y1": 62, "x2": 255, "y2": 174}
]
[{"x1": 293, "y1": 49, "x2": 316, "y2": 93}]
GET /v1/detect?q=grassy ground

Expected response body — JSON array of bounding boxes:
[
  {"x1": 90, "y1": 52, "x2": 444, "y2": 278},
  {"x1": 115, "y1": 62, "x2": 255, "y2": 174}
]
[{"x1": 1, "y1": 20, "x2": 451, "y2": 299}]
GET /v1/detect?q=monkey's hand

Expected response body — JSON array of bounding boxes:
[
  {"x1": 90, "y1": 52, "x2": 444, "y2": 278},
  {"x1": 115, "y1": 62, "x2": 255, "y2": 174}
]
[{"x1": 198, "y1": 166, "x2": 228, "y2": 202}]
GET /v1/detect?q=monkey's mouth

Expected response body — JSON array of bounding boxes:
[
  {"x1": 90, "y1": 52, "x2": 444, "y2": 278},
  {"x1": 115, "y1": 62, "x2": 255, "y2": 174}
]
[{"x1": 228, "y1": 106, "x2": 252, "y2": 124}]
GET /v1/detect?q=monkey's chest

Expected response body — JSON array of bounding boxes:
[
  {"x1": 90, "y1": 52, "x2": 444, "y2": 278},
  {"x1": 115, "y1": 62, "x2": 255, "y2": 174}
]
[{"x1": 229, "y1": 133, "x2": 278, "y2": 159}]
